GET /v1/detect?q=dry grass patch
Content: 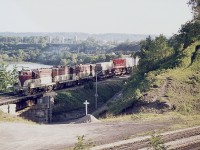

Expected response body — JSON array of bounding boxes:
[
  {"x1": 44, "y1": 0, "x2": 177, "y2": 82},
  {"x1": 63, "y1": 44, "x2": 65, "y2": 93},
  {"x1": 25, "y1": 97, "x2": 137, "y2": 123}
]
[
  {"x1": 101, "y1": 112, "x2": 200, "y2": 128},
  {"x1": 0, "y1": 111, "x2": 34, "y2": 124}
]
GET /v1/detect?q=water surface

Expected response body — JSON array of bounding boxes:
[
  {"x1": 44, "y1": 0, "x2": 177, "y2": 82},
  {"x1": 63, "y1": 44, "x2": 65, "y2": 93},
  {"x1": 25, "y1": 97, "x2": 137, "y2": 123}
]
[{"x1": 7, "y1": 62, "x2": 52, "y2": 71}]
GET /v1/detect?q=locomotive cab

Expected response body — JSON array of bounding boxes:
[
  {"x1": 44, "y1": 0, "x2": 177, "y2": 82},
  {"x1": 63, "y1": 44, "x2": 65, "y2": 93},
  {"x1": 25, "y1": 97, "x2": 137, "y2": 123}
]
[{"x1": 13, "y1": 69, "x2": 33, "y2": 95}]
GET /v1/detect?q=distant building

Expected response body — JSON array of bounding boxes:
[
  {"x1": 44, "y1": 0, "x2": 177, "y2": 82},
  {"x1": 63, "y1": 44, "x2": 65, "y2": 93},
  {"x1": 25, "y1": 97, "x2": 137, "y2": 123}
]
[
  {"x1": 74, "y1": 36, "x2": 78, "y2": 42},
  {"x1": 111, "y1": 52, "x2": 116, "y2": 55},
  {"x1": 49, "y1": 36, "x2": 52, "y2": 43},
  {"x1": 62, "y1": 37, "x2": 65, "y2": 43}
]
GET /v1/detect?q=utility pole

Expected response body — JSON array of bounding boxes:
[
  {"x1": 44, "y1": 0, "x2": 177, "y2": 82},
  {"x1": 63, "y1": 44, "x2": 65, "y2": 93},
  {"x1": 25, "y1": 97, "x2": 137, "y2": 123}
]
[
  {"x1": 83, "y1": 100, "x2": 90, "y2": 115},
  {"x1": 95, "y1": 71, "x2": 99, "y2": 109}
]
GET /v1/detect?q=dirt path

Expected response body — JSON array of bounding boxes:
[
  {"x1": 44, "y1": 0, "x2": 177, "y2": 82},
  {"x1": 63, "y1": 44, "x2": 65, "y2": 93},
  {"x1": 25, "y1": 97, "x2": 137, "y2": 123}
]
[
  {"x1": 160, "y1": 77, "x2": 170, "y2": 101},
  {"x1": 92, "y1": 90, "x2": 123, "y2": 117},
  {"x1": 0, "y1": 121, "x2": 168, "y2": 150}
]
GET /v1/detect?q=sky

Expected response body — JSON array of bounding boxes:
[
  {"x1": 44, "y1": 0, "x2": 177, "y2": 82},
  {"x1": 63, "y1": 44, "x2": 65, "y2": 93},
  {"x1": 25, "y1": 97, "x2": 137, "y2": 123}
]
[{"x1": 0, "y1": 0, "x2": 193, "y2": 36}]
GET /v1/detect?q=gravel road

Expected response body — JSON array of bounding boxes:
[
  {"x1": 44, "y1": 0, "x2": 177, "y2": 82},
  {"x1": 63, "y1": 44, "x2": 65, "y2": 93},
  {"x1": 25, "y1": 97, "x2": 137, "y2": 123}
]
[{"x1": 0, "y1": 121, "x2": 168, "y2": 150}]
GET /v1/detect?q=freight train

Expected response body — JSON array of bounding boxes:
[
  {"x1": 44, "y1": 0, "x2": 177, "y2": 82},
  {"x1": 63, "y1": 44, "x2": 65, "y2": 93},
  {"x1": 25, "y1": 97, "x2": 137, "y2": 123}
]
[{"x1": 13, "y1": 56, "x2": 139, "y2": 95}]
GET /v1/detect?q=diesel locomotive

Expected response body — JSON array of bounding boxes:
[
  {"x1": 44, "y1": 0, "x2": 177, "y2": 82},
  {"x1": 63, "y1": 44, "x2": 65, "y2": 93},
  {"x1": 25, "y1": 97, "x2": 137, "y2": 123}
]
[{"x1": 13, "y1": 56, "x2": 139, "y2": 95}]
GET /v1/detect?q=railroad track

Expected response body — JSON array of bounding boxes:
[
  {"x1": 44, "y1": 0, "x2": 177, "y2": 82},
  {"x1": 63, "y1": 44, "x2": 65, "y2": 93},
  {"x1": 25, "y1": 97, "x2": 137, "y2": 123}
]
[
  {"x1": 0, "y1": 76, "x2": 127, "y2": 106},
  {"x1": 91, "y1": 126, "x2": 200, "y2": 150},
  {"x1": 0, "y1": 86, "x2": 83, "y2": 106},
  {"x1": 0, "y1": 93, "x2": 21, "y2": 105}
]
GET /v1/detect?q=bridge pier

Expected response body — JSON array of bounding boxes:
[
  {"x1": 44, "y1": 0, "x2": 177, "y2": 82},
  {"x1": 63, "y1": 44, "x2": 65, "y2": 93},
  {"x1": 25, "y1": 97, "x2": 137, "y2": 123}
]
[
  {"x1": 0, "y1": 92, "x2": 56, "y2": 123},
  {"x1": 18, "y1": 93, "x2": 55, "y2": 123}
]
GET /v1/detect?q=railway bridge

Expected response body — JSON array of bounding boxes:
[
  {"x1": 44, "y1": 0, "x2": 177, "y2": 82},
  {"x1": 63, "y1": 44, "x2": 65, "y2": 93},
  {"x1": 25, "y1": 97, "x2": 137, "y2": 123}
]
[{"x1": 0, "y1": 92, "x2": 56, "y2": 123}]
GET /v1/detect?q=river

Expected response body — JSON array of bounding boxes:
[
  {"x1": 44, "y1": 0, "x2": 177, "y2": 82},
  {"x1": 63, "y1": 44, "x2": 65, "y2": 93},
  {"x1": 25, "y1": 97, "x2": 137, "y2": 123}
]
[{"x1": 7, "y1": 62, "x2": 52, "y2": 71}]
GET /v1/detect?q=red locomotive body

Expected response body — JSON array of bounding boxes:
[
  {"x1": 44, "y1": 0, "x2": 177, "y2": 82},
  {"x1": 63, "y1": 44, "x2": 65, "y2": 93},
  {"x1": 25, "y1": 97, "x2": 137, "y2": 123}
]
[
  {"x1": 112, "y1": 58, "x2": 126, "y2": 69},
  {"x1": 52, "y1": 66, "x2": 68, "y2": 78},
  {"x1": 51, "y1": 66, "x2": 75, "y2": 88},
  {"x1": 16, "y1": 68, "x2": 55, "y2": 95},
  {"x1": 19, "y1": 70, "x2": 32, "y2": 87},
  {"x1": 112, "y1": 58, "x2": 126, "y2": 75},
  {"x1": 32, "y1": 68, "x2": 52, "y2": 79},
  {"x1": 112, "y1": 57, "x2": 136, "y2": 75},
  {"x1": 75, "y1": 64, "x2": 95, "y2": 83}
]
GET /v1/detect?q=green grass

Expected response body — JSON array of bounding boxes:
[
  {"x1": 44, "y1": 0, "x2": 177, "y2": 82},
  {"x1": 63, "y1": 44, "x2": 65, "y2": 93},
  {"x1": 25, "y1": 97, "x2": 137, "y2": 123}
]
[
  {"x1": 53, "y1": 80, "x2": 123, "y2": 114},
  {"x1": 156, "y1": 42, "x2": 200, "y2": 113},
  {"x1": 107, "y1": 41, "x2": 200, "y2": 115},
  {"x1": 67, "y1": 135, "x2": 95, "y2": 150}
]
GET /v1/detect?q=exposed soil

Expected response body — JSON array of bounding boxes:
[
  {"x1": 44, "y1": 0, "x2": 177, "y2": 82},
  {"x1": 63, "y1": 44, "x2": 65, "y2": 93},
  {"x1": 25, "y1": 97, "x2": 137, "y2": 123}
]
[
  {"x1": 0, "y1": 120, "x2": 169, "y2": 150},
  {"x1": 92, "y1": 90, "x2": 123, "y2": 117},
  {"x1": 123, "y1": 77, "x2": 174, "y2": 114}
]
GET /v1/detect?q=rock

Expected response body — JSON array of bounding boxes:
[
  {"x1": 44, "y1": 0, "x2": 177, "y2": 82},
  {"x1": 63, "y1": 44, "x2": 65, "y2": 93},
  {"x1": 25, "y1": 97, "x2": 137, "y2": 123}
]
[{"x1": 75, "y1": 114, "x2": 101, "y2": 124}]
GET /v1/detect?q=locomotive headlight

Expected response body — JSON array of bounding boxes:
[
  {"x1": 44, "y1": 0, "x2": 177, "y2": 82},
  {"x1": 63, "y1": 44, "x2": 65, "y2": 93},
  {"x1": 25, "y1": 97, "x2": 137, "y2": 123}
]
[{"x1": 30, "y1": 83, "x2": 34, "y2": 88}]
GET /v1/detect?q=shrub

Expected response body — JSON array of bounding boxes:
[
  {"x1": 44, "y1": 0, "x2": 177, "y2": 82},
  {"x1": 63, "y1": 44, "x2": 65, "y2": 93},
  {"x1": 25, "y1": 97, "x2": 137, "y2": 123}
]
[
  {"x1": 149, "y1": 133, "x2": 168, "y2": 150},
  {"x1": 71, "y1": 135, "x2": 94, "y2": 150}
]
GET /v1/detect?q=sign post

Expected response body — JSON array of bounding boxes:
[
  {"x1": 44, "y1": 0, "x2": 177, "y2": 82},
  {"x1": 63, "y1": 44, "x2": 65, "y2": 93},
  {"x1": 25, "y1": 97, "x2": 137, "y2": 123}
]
[{"x1": 83, "y1": 100, "x2": 90, "y2": 115}]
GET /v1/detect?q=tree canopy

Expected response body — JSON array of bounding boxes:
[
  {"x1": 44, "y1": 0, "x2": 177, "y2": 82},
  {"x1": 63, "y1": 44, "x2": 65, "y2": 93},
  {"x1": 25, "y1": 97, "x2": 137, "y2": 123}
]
[
  {"x1": 188, "y1": 0, "x2": 200, "y2": 20},
  {"x1": 0, "y1": 64, "x2": 18, "y2": 92},
  {"x1": 138, "y1": 35, "x2": 174, "y2": 72}
]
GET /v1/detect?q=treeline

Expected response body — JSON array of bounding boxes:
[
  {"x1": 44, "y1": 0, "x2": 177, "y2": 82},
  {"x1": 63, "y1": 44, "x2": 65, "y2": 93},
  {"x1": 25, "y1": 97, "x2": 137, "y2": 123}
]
[
  {"x1": 137, "y1": 0, "x2": 200, "y2": 73},
  {"x1": 138, "y1": 35, "x2": 174, "y2": 72},
  {"x1": 0, "y1": 32, "x2": 153, "y2": 42},
  {"x1": 0, "y1": 36, "x2": 75, "y2": 44},
  {"x1": 109, "y1": 42, "x2": 140, "y2": 54},
  {"x1": 0, "y1": 35, "x2": 139, "y2": 66},
  {"x1": 0, "y1": 49, "x2": 118, "y2": 66},
  {"x1": 0, "y1": 36, "x2": 115, "y2": 53}
]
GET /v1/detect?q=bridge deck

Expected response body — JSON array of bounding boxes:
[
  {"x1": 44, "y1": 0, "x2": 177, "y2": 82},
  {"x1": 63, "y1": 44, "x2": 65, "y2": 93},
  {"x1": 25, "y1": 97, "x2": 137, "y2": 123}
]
[{"x1": 0, "y1": 92, "x2": 56, "y2": 106}]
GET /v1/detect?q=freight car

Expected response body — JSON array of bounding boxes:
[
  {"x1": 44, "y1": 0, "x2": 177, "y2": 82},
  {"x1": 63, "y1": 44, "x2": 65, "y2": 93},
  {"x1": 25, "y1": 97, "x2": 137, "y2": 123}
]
[
  {"x1": 14, "y1": 56, "x2": 139, "y2": 95},
  {"x1": 95, "y1": 61, "x2": 114, "y2": 79},
  {"x1": 113, "y1": 57, "x2": 139, "y2": 75}
]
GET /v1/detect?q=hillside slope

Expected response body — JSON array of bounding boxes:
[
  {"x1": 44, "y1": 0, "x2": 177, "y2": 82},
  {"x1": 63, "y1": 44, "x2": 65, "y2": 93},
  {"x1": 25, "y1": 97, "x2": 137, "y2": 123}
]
[
  {"x1": 52, "y1": 78, "x2": 124, "y2": 121},
  {"x1": 107, "y1": 41, "x2": 200, "y2": 115}
]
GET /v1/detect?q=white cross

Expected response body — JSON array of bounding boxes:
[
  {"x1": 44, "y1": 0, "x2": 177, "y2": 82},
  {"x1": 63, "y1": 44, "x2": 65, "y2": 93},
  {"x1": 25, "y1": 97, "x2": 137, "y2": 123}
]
[{"x1": 83, "y1": 100, "x2": 90, "y2": 115}]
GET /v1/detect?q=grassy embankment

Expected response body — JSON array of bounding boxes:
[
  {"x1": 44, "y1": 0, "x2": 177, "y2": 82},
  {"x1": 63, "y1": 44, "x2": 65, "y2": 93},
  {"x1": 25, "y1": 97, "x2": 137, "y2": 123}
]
[
  {"x1": 102, "y1": 41, "x2": 200, "y2": 127},
  {"x1": 53, "y1": 79, "x2": 124, "y2": 116}
]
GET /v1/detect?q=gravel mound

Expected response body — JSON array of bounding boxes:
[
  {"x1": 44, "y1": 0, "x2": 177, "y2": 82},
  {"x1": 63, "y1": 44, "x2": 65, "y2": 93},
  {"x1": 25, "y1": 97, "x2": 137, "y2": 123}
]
[{"x1": 75, "y1": 114, "x2": 101, "y2": 123}]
